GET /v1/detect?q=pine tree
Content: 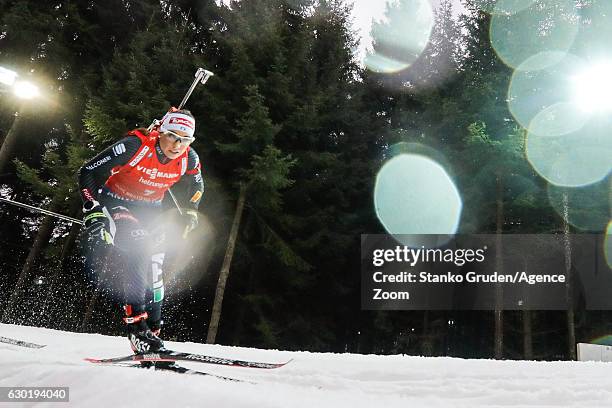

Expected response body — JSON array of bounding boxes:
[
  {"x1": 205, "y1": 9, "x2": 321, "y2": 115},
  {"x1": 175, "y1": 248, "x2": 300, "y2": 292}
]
[{"x1": 207, "y1": 84, "x2": 297, "y2": 344}]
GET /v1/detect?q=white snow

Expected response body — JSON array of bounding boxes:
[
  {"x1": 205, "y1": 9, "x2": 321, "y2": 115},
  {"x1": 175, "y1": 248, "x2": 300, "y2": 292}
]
[{"x1": 1, "y1": 323, "x2": 612, "y2": 407}]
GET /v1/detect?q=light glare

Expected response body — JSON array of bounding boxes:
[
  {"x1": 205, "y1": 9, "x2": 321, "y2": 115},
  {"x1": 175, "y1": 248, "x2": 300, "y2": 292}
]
[
  {"x1": 572, "y1": 62, "x2": 612, "y2": 113},
  {"x1": 0, "y1": 66, "x2": 17, "y2": 86},
  {"x1": 13, "y1": 80, "x2": 39, "y2": 99}
]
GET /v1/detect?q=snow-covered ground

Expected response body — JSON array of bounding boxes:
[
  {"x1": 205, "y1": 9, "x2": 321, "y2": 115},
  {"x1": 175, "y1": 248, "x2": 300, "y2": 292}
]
[{"x1": 1, "y1": 323, "x2": 611, "y2": 407}]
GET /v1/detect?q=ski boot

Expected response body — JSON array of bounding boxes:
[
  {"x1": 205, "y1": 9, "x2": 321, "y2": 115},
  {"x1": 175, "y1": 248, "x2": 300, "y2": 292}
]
[{"x1": 123, "y1": 306, "x2": 166, "y2": 355}]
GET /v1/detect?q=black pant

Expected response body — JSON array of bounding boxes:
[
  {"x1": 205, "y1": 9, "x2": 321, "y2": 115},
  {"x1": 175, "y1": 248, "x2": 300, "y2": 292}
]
[{"x1": 99, "y1": 191, "x2": 166, "y2": 326}]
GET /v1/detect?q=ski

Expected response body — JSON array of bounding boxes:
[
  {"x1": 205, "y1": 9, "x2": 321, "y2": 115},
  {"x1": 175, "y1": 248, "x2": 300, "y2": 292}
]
[
  {"x1": 115, "y1": 362, "x2": 248, "y2": 382},
  {"x1": 152, "y1": 363, "x2": 248, "y2": 382},
  {"x1": 0, "y1": 335, "x2": 46, "y2": 349},
  {"x1": 85, "y1": 350, "x2": 291, "y2": 369}
]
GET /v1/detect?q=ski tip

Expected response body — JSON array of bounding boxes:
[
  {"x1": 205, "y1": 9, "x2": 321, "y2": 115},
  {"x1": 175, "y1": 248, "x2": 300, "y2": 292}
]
[
  {"x1": 84, "y1": 357, "x2": 104, "y2": 363},
  {"x1": 279, "y1": 358, "x2": 293, "y2": 367}
]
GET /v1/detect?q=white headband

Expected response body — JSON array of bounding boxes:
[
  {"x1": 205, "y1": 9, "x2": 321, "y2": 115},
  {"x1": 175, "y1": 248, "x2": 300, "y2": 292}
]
[{"x1": 159, "y1": 112, "x2": 195, "y2": 137}]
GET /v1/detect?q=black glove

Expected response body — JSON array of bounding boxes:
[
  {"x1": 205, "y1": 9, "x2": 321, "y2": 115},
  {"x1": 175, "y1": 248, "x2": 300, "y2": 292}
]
[
  {"x1": 182, "y1": 210, "x2": 198, "y2": 239},
  {"x1": 83, "y1": 200, "x2": 114, "y2": 245}
]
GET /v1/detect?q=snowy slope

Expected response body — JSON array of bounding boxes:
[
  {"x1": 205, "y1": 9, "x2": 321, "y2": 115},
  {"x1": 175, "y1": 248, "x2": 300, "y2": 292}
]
[{"x1": 1, "y1": 323, "x2": 611, "y2": 407}]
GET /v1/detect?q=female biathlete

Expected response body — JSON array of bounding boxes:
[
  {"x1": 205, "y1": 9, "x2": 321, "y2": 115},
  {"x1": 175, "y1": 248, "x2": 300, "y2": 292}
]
[{"x1": 78, "y1": 108, "x2": 204, "y2": 353}]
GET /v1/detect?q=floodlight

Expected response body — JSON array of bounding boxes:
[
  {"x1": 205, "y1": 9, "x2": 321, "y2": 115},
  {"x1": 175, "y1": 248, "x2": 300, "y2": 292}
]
[{"x1": 13, "y1": 80, "x2": 39, "y2": 99}]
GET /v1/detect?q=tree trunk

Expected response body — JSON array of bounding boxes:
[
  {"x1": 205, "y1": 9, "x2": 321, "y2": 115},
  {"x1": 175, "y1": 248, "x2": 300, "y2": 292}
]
[
  {"x1": 2, "y1": 210, "x2": 56, "y2": 322},
  {"x1": 0, "y1": 111, "x2": 23, "y2": 175},
  {"x1": 563, "y1": 193, "x2": 576, "y2": 360},
  {"x1": 206, "y1": 183, "x2": 247, "y2": 344},
  {"x1": 494, "y1": 172, "x2": 504, "y2": 359},
  {"x1": 523, "y1": 310, "x2": 533, "y2": 360}
]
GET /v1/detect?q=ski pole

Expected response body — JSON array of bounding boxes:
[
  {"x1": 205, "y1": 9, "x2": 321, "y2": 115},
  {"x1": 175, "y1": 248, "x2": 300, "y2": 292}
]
[
  {"x1": 0, "y1": 196, "x2": 83, "y2": 224},
  {"x1": 167, "y1": 189, "x2": 183, "y2": 216}
]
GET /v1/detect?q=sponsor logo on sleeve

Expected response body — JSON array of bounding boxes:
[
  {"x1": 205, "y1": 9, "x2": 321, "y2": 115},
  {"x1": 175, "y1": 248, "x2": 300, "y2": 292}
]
[
  {"x1": 85, "y1": 155, "x2": 111, "y2": 170},
  {"x1": 112, "y1": 143, "x2": 126, "y2": 156},
  {"x1": 82, "y1": 188, "x2": 95, "y2": 202},
  {"x1": 128, "y1": 146, "x2": 150, "y2": 167},
  {"x1": 190, "y1": 191, "x2": 203, "y2": 203}
]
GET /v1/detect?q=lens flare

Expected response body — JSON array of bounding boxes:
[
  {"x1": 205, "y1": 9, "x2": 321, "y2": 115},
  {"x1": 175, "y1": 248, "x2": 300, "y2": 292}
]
[
  {"x1": 510, "y1": 53, "x2": 612, "y2": 187},
  {"x1": 591, "y1": 334, "x2": 612, "y2": 346},
  {"x1": 490, "y1": 0, "x2": 578, "y2": 70},
  {"x1": 508, "y1": 52, "x2": 585, "y2": 130},
  {"x1": 492, "y1": 0, "x2": 537, "y2": 15},
  {"x1": 525, "y1": 132, "x2": 610, "y2": 188},
  {"x1": 525, "y1": 112, "x2": 612, "y2": 187},
  {"x1": 387, "y1": 142, "x2": 451, "y2": 169},
  {"x1": 364, "y1": 0, "x2": 434, "y2": 74},
  {"x1": 571, "y1": 1, "x2": 612, "y2": 59},
  {"x1": 374, "y1": 154, "x2": 462, "y2": 238},
  {"x1": 364, "y1": 53, "x2": 414, "y2": 74},
  {"x1": 527, "y1": 102, "x2": 587, "y2": 138},
  {"x1": 477, "y1": 0, "x2": 537, "y2": 15}
]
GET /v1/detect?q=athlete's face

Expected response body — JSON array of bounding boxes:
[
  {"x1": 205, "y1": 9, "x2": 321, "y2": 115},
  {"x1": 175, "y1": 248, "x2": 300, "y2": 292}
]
[{"x1": 159, "y1": 130, "x2": 192, "y2": 159}]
